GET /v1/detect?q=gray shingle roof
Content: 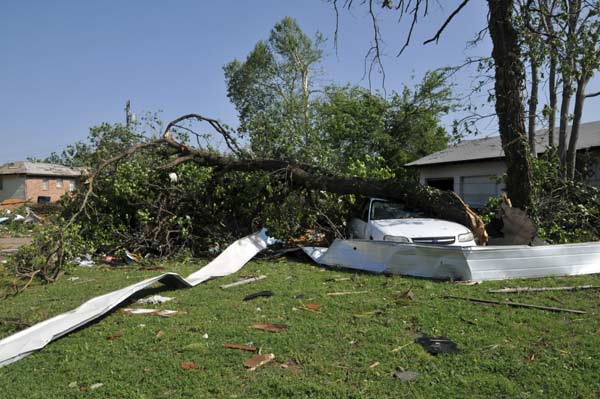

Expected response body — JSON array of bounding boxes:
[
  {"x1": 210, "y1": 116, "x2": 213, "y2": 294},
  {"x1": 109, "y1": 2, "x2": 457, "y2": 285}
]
[
  {"x1": 406, "y1": 121, "x2": 600, "y2": 167},
  {"x1": 0, "y1": 161, "x2": 82, "y2": 177}
]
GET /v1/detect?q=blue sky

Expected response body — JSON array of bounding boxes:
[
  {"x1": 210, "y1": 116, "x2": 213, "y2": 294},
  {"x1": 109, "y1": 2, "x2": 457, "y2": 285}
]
[{"x1": 1, "y1": 1, "x2": 599, "y2": 162}]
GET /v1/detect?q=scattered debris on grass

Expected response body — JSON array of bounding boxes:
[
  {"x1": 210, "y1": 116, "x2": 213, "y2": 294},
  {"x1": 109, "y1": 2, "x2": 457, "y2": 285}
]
[
  {"x1": 73, "y1": 254, "x2": 94, "y2": 267},
  {"x1": 250, "y1": 323, "x2": 289, "y2": 333},
  {"x1": 280, "y1": 359, "x2": 301, "y2": 373},
  {"x1": 90, "y1": 383, "x2": 104, "y2": 390},
  {"x1": 125, "y1": 250, "x2": 142, "y2": 263},
  {"x1": 220, "y1": 275, "x2": 267, "y2": 289},
  {"x1": 444, "y1": 295, "x2": 587, "y2": 314},
  {"x1": 180, "y1": 361, "x2": 199, "y2": 370},
  {"x1": 155, "y1": 330, "x2": 164, "y2": 338},
  {"x1": 415, "y1": 336, "x2": 460, "y2": 355},
  {"x1": 394, "y1": 289, "x2": 415, "y2": 301},
  {"x1": 224, "y1": 343, "x2": 257, "y2": 352},
  {"x1": 393, "y1": 370, "x2": 419, "y2": 382},
  {"x1": 488, "y1": 285, "x2": 600, "y2": 294},
  {"x1": 300, "y1": 303, "x2": 321, "y2": 311},
  {"x1": 136, "y1": 295, "x2": 174, "y2": 305},
  {"x1": 391, "y1": 343, "x2": 412, "y2": 353},
  {"x1": 324, "y1": 277, "x2": 352, "y2": 282},
  {"x1": 327, "y1": 290, "x2": 369, "y2": 296},
  {"x1": 121, "y1": 308, "x2": 188, "y2": 317},
  {"x1": 243, "y1": 290, "x2": 274, "y2": 301},
  {"x1": 106, "y1": 331, "x2": 124, "y2": 341},
  {"x1": 244, "y1": 353, "x2": 275, "y2": 371},
  {"x1": 369, "y1": 361, "x2": 380, "y2": 369}
]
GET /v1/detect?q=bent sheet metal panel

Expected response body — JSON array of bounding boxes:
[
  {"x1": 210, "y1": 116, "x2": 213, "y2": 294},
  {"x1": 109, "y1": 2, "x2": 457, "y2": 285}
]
[
  {"x1": 0, "y1": 229, "x2": 269, "y2": 368},
  {"x1": 303, "y1": 239, "x2": 600, "y2": 281}
]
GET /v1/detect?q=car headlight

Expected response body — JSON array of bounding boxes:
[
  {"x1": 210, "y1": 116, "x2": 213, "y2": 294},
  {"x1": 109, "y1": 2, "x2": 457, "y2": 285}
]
[
  {"x1": 458, "y1": 232, "x2": 474, "y2": 242},
  {"x1": 383, "y1": 235, "x2": 411, "y2": 243}
]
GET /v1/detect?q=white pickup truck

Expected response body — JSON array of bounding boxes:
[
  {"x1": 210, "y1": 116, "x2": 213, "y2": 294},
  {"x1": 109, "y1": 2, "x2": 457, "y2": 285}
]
[{"x1": 348, "y1": 198, "x2": 476, "y2": 246}]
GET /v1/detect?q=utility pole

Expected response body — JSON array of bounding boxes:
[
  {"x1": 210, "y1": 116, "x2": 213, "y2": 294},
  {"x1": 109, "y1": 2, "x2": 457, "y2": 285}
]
[{"x1": 125, "y1": 100, "x2": 135, "y2": 128}]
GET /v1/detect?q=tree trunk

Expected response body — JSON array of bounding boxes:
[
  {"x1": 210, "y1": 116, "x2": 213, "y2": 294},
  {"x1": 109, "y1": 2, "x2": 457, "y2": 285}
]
[
  {"x1": 548, "y1": 52, "x2": 557, "y2": 147},
  {"x1": 566, "y1": 76, "x2": 588, "y2": 179},
  {"x1": 559, "y1": 0, "x2": 581, "y2": 171},
  {"x1": 528, "y1": 58, "x2": 538, "y2": 156},
  {"x1": 558, "y1": 75, "x2": 572, "y2": 167},
  {"x1": 487, "y1": 0, "x2": 533, "y2": 210},
  {"x1": 160, "y1": 136, "x2": 489, "y2": 244}
]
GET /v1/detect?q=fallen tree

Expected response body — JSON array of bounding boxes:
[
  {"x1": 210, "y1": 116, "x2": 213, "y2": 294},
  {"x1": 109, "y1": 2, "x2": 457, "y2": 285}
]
[{"x1": 75, "y1": 114, "x2": 488, "y2": 245}]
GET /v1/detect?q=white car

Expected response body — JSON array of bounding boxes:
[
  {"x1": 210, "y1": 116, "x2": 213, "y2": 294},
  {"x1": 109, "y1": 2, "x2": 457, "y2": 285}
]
[{"x1": 348, "y1": 198, "x2": 476, "y2": 246}]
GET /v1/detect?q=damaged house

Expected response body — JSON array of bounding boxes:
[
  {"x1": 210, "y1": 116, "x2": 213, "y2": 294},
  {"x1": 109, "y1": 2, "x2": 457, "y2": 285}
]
[
  {"x1": 0, "y1": 161, "x2": 82, "y2": 203},
  {"x1": 406, "y1": 121, "x2": 600, "y2": 208}
]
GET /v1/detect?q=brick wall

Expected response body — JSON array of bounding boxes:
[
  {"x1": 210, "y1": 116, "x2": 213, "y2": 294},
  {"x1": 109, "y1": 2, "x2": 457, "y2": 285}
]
[{"x1": 25, "y1": 176, "x2": 76, "y2": 202}]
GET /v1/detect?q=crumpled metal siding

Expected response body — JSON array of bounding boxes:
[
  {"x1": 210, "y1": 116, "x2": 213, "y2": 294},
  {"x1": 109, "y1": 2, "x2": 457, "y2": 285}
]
[{"x1": 0, "y1": 229, "x2": 269, "y2": 368}]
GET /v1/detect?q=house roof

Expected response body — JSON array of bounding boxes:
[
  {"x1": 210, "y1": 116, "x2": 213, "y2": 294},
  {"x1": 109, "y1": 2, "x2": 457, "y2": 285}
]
[
  {"x1": 0, "y1": 161, "x2": 82, "y2": 177},
  {"x1": 406, "y1": 121, "x2": 600, "y2": 167}
]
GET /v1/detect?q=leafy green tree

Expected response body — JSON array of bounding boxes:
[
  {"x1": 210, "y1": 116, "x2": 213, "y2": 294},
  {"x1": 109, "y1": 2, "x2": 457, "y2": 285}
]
[{"x1": 224, "y1": 17, "x2": 324, "y2": 162}]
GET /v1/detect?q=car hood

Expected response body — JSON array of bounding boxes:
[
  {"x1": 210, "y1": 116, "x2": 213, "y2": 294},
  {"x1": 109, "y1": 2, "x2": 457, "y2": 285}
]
[{"x1": 370, "y1": 218, "x2": 470, "y2": 238}]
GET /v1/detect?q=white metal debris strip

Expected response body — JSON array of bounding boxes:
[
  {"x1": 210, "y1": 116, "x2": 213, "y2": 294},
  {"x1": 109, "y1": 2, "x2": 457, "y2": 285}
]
[
  {"x1": 302, "y1": 239, "x2": 600, "y2": 281},
  {"x1": 0, "y1": 229, "x2": 270, "y2": 368}
]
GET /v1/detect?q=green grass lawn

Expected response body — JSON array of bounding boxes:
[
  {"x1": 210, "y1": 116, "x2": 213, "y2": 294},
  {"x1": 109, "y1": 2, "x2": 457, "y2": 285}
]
[{"x1": 1, "y1": 257, "x2": 600, "y2": 398}]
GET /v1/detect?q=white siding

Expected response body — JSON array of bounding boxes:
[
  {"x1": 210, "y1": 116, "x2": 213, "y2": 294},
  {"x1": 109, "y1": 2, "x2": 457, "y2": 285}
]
[
  {"x1": 417, "y1": 160, "x2": 506, "y2": 208},
  {"x1": 0, "y1": 175, "x2": 26, "y2": 202},
  {"x1": 460, "y1": 175, "x2": 505, "y2": 208}
]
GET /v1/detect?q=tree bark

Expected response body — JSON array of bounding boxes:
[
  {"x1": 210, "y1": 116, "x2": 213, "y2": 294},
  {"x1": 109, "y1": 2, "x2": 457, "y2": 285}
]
[
  {"x1": 487, "y1": 0, "x2": 533, "y2": 209},
  {"x1": 566, "y1": 76, "x2": 588, "y2": 179},
  {"x1": 528, "y1": 58, "x2": 538, "y2": 156},
  {"x1": 558, "y1": 76, "x2": 573, "y2": 167}
]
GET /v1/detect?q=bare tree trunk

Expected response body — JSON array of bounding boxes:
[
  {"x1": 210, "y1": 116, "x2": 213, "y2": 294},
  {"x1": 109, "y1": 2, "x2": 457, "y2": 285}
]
[
  {"x1": 548, "y1": 52, "x2": 557, "y2": 147},
  {"x1": 487, "y1": 0, "x2": 533, "y2": 210},
  {"x1": 559, "y1": 0, "x2": 582, "y2": 171},
  {"x1": 528, "y1": 59, "x2": 538, "y2": 156},
  {"x1": 566, "y1": 76, "x2": 588, "y2": 179},
  {"x1": 558, "y1": 76, "x2": 572, "y2": 167}
]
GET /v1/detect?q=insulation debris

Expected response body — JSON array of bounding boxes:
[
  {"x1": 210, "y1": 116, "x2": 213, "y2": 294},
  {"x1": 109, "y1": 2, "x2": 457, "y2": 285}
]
[{"x1": 136, "y1": 295, "x2": 174, "y2": 305}]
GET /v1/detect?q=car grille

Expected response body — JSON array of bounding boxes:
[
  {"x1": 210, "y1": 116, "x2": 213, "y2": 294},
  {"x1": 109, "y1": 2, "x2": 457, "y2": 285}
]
[{"x1": 412, "y1": 236, "x2": 456, "y2": 245}]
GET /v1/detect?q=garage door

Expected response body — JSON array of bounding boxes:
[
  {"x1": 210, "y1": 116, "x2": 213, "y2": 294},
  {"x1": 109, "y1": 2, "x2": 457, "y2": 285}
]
[{"x1": 460, "y1": 176, "x2": 504, "y2": 209}]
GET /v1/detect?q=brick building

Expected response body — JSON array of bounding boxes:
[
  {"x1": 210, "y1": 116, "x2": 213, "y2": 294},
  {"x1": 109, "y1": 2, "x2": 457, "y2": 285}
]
[{"x1": 0, "y1": 161, "x2": 83, "y2": 203}]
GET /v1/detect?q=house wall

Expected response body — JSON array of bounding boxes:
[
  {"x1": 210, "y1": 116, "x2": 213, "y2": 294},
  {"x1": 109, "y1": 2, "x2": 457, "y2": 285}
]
[
  {"x1": 417, "y1": 156, "x2": 600, "y2": 208},
  {"x1": 0, "y1": 175, "x2": 27, "y2": 202},
  {"x1": 25, "y1": 176, "x2": 76, "y2": 202},
  {"x1": 416, "y1": 160, "x2": 507, "y2": 209}
]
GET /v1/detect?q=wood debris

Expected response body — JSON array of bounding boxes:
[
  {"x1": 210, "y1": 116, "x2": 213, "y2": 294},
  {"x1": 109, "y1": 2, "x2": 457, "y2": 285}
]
[
  {"x1": 106, "y1": 331, "x2": 124, "y2": 341},
  {"x1": 180, "y1": 361, "x2": 199, "y2": 370},
  {"x1": 224, "y1": 343, "x2": 257, "y2": 352},
  {"x1": 250, "y1": 323, "x2": 289, "y2": 333},
  {"x1": 488, "y1": 285, "x2": 600, "y2": 294},
  {"x1": 326, "y1": 290, "x2": 369, "y2": 296},
  {"x1": 444, "y1": 295, "x2": 587, "y2": 314},
  {"x1": 220, "y1": 275, "x2": 267, "y2": 289},
  {"x1": 121, "y1": 308, "x2": 187, "y2": 317},
  {"x1": 244, "y1": 353, "x2": 275, "y2": 371}
]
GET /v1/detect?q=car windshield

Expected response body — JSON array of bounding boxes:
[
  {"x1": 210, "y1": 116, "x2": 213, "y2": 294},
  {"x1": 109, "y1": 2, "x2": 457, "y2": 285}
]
[{"x1": 370, "y1": 201, "x2": 422, "y2": 220}]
